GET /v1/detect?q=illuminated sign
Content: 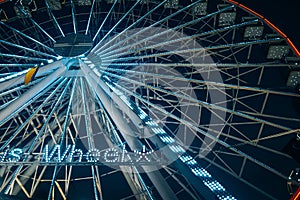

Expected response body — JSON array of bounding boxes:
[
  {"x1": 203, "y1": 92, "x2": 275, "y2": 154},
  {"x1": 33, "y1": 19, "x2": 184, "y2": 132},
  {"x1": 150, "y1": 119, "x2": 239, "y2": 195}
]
[{"x1": 0, "y1": 144, "x2": 159, "y2": 165}]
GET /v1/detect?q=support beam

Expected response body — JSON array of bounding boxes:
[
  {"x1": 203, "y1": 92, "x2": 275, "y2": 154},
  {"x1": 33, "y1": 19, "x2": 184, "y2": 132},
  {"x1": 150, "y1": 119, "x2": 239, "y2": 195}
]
[
  {"x1": 0, "y1": 77, "x2": 68, "y2": 151},
  {"x1": 70, "y1": 0, "x2": 77, "y2": 34},
  {"x1": 3, "y1": 78, "x2": 71, "y2": 194},
  {"x1": 93, "y1": 2, "x2": 232, "y2": 55},
  {"x1": 0, "y1": 63, "x2": 66, "y2": 126},
  {"x1": 0, "y1": 60, "x2": 65, "y2": 93},
  {"x1": 81, "y1": 61, "x2": 237, "y2": 199},
  {"x1": 81, "y1": 64, "x2": 179, "y2": 200},
  {"x1": 94, "y1": 65, "x2": 300, "y2": 98},
  {"x1": 85, "y1": 0, "x2": 96, "y2": 35},
  {"x1": 45, "y1": 0, "x2": 65, "y2": 37},
  {"x1": 0, "y1": 21, "x2": 55, "y2": 53},
  {"x1": 101, "y1": 38, "x2": 282, "y2": 63},
  {"x1": 101, "y1": 14, "x2": 257, "y2": 59},
  {"x1": 0, "y1": 39, "x2": 57, "y2": 59},
  {"x1": 92, "y1": 0, "x2": 118, "y2": 41}
]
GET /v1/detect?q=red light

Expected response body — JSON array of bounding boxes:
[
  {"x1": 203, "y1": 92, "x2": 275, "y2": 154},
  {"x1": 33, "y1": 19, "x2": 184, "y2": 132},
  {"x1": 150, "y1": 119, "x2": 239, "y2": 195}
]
[{"x1": 291, "y1": 187, "x2": 300, "y2": 200}]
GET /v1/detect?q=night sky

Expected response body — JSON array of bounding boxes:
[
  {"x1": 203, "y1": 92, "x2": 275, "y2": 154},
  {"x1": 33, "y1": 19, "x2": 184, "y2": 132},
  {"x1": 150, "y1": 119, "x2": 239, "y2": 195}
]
[{"x1": 237, "y1": 0, "x2": 300, "y2": 51}]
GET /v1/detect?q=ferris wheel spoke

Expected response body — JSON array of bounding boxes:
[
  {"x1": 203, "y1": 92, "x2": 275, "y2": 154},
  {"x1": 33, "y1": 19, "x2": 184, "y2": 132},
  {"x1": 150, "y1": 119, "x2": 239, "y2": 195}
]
[
  {"x1": 0, "y1": 40, "x2": 57, "y2": 59},
  {"x1": 0, "y1": 77, "x2": 70, "y2": 151},
  {"x1": 95, "y1": 65, "x2": 300, "y2": 98},
  {"x1": 223, "y1": 64, "x2": 263, "y2": 83},
  {"x1": 92, "y1": 0, "x2": 206, "y2": 54},
  {"x1": 109, "y1": 78, "x2": 293, "y2": 179},
  {"x1": 22, "y1": 12, "x2": 56, "y2": 43},
  {"x1": 44, "y1": 0, "x2": 65, "y2": 37},
  {"x1": 83, "y1": 66, "x2": 182, "y2": 200},
  {"x1": 0, "y1": 64, "x2": 37, "y2": 69},
  {"x1": 100, "y1": 62, "x2": 296, "y2": 68},
  {"x1": 89, "y1": 89, "x2": 153, "y2": 199},
  {"x1": 200, "y1": 121, "x2": 292, "y2": 158},
  {"x1": 2, "y1": 77, "x2": 72, "y2": 195},
  {"x1": 181, "y1": 102, "x2": 292, "y2": 159},
  {"x1": 94, "y1": 3, "x2": 233, "y2": 55},
  {"x1": 163, "y1": 167, "x2": 201, "y2": 200},
  {"x1": 46, "y1": 78, "x2": 75, "y2": 200},
  {"x1": 96, "y1": 67, "x2": 293, "y2": 133},
  {"x1": 55, "y1": 78, "x2": 77, "y2": 147},
  {"x1": 0, "y1": 0, "x2": 298, "y2": 199},
  {"x1": 99, "y1": 19, "x2": 258, "y2": 59},
  {"x1": 0, "y1": 53, "x2": 51, "y2": 63},
  {"x1": 70, "y1": 0, "x2": 77, "y2": 34},
  {"x1": 85, "y1": 0, "x2": 96, "y2": 35},
  {"x1": 92, "y1": 0, "x2": 142, "y2": 50},
  {"x1": 0, "y1": 21, "x2": 56, "y2": 54},
  {"x1": 241, "y1": 111, "x2": 300, "y2": 122},
  {"x1": 99, "y1": 37, "x2": 282, "y2": 63},
  {"x1": 0, "y1": 65, "x2": 66, "y2": 127},
  {"x1": 93, "y1": 0, "x2": 168, "y2": 54},
  {"x1": 92, "y1": 0, "x2": 119, "y2": 42},
  {"x1": 102, "y1": 76, "x2": 288, "y2": 199},
  {"x1": 80, "y1": 77, "x2": 96, "y2": 149},
  {"x1": 0, "y1": 60, "x2": 67, "y2": 95},
  {"x1": 78, "y1": 78, "x2": 102, "y2": 200}
]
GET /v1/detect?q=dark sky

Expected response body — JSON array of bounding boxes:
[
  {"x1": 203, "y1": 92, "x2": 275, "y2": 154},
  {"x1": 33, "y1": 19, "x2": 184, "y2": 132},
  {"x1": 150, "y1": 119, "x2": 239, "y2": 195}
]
[{"x1": 236, "y1": 0, "x2": 300, "y2": 51}]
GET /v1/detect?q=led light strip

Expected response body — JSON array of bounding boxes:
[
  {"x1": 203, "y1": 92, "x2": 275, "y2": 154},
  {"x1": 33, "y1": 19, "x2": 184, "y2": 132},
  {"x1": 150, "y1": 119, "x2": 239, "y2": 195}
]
[{"x1": 101, "y1": 75, "x2": 237, "y2": 200}]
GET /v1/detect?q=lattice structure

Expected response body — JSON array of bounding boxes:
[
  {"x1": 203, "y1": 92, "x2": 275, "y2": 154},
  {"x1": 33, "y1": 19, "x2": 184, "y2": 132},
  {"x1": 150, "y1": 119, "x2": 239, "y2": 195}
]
[{"x1": 0, "y1": 0, "x2": 299, "y2": 199}]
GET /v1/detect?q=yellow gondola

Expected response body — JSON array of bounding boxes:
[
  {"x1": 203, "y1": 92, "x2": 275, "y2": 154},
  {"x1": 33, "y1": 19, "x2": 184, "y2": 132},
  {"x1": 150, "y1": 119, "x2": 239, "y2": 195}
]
[{"x1": 24, "y1": 65, "x2": 39, "y2": 85}]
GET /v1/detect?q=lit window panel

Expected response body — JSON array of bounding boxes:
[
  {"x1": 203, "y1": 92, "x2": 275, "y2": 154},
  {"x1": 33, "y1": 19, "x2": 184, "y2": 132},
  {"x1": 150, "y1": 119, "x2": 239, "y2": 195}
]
[
  {"x1": 267, "y1": 45, "x2": 289, "y2": 59},
  {"x1": 244, "y1": 26, "x2": 264, "y2": 40},
  {"x1": 164, "y1": 0, "x2": 178, "y2": 9},
  {"x1": 218, "y1": 12, "x2": 236, "y2": 26},
  {"x1": 287, "y1": 71, "x2": 300, "y2": 87},
  {"x1": 192, "y1": 2, "x2": 207, "y2": 16},
  {"x1": 77, "y1": 0, "x2": 91, "y2": 6}
]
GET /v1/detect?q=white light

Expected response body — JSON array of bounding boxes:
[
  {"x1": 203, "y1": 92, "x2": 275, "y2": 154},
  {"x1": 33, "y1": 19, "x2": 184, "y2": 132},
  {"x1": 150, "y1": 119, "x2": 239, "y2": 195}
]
[
  {"x1": 0, "y1": 70, "x2": 29, "y2": 83},
  {"x1": 179, "y1": 154, "x2": 193, "y2": 163},
  {"x1": 7, "y1": 148, "x2": 23, "y2": 162},
  {"x1": 169, "y1": 145, "x2": 185, "y2": 153},
  {"x1": 104, "y1": 148, "x2": 119, "y2": 163},
  {"x1": 244, "y1": 26, "x2": 264, "y2": 39},
  {"x1": 0, "y1": 147, "x2": 9, "y2": 162},
  {"x1": 68, "y1": 145, "x2": 83, "y2": 162},
  {"x1": 138, "y1": 111, "x2": 148, "y2": 120},
  {"x1": 220, "y1": 196, "x2": 237, "y2": 200},
  {"x1": 44, "y1": 145, "x2": 73, "y2": 162},
  {"x1": 190, "y1": 166, "x2": 212, "y2": 178},
  {"x1": 89, "y1": 64, "x2": 95, "y2": 68},
  {"x1": 145, "y1": 121, "x2": 156, "y2": 126},
  {"x1": 61, "y1": 145, "x2": 71, "y2": 161},
  {"x1": 153, "y1": 128, "x2": 165, "y2": 134},
  {"x1": 134, "y1": 145, "x2": 153, "y2": 162},
  {"x1": 86, "y1": 148, "x2": 101, "y2": 162},
  {"x1": 159, "y1": 135, "x2": 175, "y2": 143},
  {"x1": 47, "y1": 59, "x2": 54, "y2": 64},
  {"x1": 204, "y1": 180, "x2": 226, "y2": 192},
  {"x1": 267, "y1": 45, "x2": 290, "y2": 59}
]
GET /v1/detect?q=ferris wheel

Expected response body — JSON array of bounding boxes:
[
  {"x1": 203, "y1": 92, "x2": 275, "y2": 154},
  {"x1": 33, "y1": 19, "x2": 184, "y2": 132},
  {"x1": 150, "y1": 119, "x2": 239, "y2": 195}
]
[{"x1": 0, "y1": 0, "x2": 300, "y2": 199}]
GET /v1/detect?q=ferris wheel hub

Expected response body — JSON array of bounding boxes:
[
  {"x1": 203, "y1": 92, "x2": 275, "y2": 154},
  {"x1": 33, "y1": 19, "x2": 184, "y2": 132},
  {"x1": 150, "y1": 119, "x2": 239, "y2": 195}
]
[{"x1": 53, "y1": 33, "x2": 92, "y2": 57}]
